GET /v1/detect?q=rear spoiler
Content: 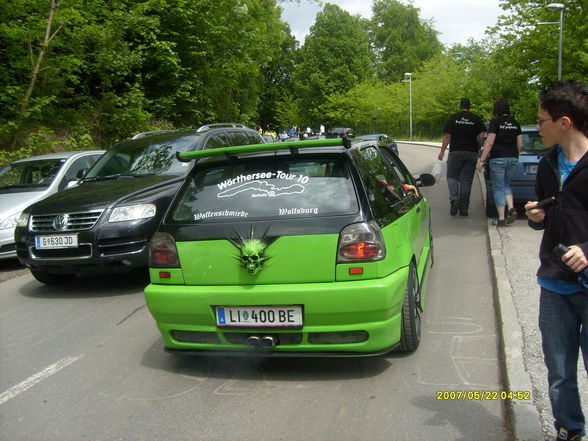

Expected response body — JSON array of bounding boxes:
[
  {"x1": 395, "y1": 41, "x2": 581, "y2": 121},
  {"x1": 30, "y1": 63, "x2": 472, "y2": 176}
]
[{"x1": 176, "y1": 137, "x2": 349, "y2": 162}]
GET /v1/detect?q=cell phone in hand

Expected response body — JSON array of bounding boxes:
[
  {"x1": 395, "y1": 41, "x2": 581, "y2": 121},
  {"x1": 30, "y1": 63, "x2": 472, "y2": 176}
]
[
  {"x1": 553, "y1": 243, "x2": 575, "y2": 272},
  {"x1": 554, "y1": 243, "x2": 571, "y2": 260},
  {"x1": 536, "y1": 196, "x2": 557, "y2": 209}
]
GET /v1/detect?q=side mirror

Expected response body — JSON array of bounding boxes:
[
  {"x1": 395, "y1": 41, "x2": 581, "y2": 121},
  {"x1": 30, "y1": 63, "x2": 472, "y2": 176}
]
[{"x1": 415, "y1": 173, "x2": 436, "y2": 187}]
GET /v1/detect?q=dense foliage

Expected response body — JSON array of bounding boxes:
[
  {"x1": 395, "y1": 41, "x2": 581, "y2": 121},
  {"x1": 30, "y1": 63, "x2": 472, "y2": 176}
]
[{"x1": 1, "y1": 0, "x2": 586, "y2": 164}]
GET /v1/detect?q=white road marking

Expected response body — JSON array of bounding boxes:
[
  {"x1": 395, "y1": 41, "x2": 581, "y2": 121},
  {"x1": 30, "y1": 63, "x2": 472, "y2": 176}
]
[{"x1": 0, "y1": 356, "x2": 80, "y2": 405}]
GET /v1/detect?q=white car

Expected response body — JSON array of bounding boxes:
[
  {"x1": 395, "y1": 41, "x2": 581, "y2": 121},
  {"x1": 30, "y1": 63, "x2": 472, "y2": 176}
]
[{"x1": 0, "y1": 150, "x2": 104, "y2": 259}]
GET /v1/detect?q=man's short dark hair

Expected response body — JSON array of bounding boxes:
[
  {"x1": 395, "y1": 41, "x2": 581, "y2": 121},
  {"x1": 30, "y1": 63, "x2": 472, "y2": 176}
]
[
  {"x1": 460, "y1": 98, "x2": 471, "y2": 109},
  {"x1": 540, "y1": 81, "x2": 588, "y2": 136}
]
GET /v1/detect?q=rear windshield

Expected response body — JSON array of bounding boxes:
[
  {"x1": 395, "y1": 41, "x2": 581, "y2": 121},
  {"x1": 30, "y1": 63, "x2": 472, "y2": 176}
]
[
  {"x1": 169, "y1": 155, "x2": 358, "y2": 223},
  {"x1": 522, "y1": 129, "x2": 547, "y2": 153}
]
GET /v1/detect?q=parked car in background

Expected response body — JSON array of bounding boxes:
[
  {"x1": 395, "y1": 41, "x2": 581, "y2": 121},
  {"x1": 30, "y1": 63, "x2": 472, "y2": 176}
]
[
  {"x1": 144, "y1": 137, "x2": 436, "y2": 357},
  {"x1": 15, "y1": 124, "x2": 264, "y2": 284},
  {"x1": 325, "y1": 127, "x2": 355, "y2": 138},
  {"x1": 484, "y1": 125, "x2": 550, "y2": 218},
  {"x1": 0, "y1": 150, "x2": 104, "y2": 260},
  {"x1": 356, "y1": 134, "x2": 399, "y2": 155}
]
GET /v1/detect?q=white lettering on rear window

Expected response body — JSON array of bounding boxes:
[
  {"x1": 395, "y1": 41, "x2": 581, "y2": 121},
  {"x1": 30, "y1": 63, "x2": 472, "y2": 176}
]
[
  {"x1": 218, "y1": 180, "x2": 305, "y2": 198},
  {"x1": 278, "y1": 208, "x2": 319, "y2": 216},
  {"x1": 194, "y1": 210, "x2": 249, "y2": 221}
]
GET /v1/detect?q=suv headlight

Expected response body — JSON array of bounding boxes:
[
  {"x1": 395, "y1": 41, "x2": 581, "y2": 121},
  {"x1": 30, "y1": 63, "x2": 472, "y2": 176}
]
[
  {"x1": 108, "y1": 204, "x2": 156, "y2": 223},
  {"x1": 0, "y1": 212, "x2": 22, "y2": 230}
]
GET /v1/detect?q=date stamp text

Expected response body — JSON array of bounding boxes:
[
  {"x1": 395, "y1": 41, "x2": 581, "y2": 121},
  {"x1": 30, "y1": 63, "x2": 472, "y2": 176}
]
[{"x1": 436, "y1": 390, "x2": 531, "y2": 401}]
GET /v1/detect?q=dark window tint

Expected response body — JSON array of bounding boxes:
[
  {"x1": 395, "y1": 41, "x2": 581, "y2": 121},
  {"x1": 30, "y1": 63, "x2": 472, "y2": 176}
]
[
  {"x1": 204, "y1": 134, "x2": 230, "y2": 149},
  {"x1": 228, "y1": 131, "x2": 263, "y2": 147},
  {"x1": 352, "y1": 146, "x2": 412, "y2": 224},
  {"x1": 169, "y1": 155, "x2": 358, "y2": 223}
]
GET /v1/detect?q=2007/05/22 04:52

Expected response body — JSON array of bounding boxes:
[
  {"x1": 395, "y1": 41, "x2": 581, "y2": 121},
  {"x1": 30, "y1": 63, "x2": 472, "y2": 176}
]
[{"x1": 436, "y1": 390, "x2": 531, "y2": 401}]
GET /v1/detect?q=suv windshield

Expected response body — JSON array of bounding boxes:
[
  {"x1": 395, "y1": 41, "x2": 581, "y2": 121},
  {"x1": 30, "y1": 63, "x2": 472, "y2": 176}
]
[
  {"x1": 169, "y1": 155, "x2": 358, "y2": 223},
  {"x1": 85, "y1": 132, "x2": 196, "y2": 179},
  {"x1": 0, "y1": 159, "x2": 65, "y2": 189},
  {"x1": 522, "y1": 128, "x2": 548, "y2": 153}
]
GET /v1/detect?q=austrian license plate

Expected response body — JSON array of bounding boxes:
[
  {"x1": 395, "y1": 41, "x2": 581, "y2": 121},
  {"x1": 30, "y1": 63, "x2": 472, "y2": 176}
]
[
  {"x1": 35, "y1": 234, "x2": 78, "y2": 249},
  {"x1": 215, "y1": 305, "x2": 303, "y2": 328}
]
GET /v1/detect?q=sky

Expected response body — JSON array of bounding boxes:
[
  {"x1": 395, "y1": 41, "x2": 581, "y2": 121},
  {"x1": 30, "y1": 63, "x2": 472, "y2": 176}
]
[{"x1": 280, "y1": 0, "x2": 505, "y2": 47}]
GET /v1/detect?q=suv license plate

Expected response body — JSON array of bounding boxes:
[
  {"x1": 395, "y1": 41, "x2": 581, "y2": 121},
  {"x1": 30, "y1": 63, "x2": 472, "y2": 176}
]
[
  {"x1": 216, "y1": 305, "x2": 302, "y2": 328},
  {"x1": 35, "y1": 234, "x2": 78, "y2": 249}
]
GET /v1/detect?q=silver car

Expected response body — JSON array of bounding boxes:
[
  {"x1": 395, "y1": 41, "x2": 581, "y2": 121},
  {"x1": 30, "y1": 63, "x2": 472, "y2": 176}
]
[{"x1": 0, "y1": 150, "x2": 104, "y2": 259}]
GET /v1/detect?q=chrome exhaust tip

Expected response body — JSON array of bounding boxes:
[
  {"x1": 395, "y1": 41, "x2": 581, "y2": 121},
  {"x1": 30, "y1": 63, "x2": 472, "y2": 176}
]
[
  {"x1": 247, "y1": 336, "x2": 261, "y2": 347},
  {"x1": 261, "y1": 336, "x2": 276, "y2": 348}
]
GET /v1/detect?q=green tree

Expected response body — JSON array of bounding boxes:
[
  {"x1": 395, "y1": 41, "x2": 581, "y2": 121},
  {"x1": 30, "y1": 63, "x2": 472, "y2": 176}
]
[
  {"x1": 370, "y1": 0, "x2": 443, "y2": 81},
  {"x1": 258, "y1": 23, "x2": 299, "y2": 131},
  {"x1": 292, "y1": 3, "x2": 374, "y2": 126},
  {"x1": 493, "y1": 0, "x2": 587, "y2": 85}
]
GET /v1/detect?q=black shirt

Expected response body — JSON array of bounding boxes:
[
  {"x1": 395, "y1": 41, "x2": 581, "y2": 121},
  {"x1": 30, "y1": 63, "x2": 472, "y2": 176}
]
[
  {"x1": 443, "y1": 110, "x2": 485, "y2": 152},
  {"x1": 488, "y1": 115, "x2": 521, "y2": 159}
]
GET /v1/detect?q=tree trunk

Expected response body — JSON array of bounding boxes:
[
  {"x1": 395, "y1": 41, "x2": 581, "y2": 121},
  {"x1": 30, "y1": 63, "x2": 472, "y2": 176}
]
[{"x1": 10, "y1": 0, "x2": 62, "y2": 150}]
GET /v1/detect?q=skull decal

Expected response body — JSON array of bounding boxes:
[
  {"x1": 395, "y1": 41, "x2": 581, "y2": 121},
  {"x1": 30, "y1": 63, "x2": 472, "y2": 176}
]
[
  {"x1": 229, "y1": 228, "x2": 277, "y2": 276},
  {"x1": 240, "y1": 239, "x2": 268, "y2": 275}
]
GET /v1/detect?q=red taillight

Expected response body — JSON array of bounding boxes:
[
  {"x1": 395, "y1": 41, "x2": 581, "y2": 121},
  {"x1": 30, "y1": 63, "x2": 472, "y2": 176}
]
[
  {"x1": 337, "y1": 221, "x2": 386, "y2": 263},
  {"x1": 149, "y1": 232, "x2": 180, "y2": 268},
  {"x1": 339, "y1": 242, "x2": 381, "y2": 259},
  {"x1": 153, "y1": 249, "x2": 177, "y2": 265}
]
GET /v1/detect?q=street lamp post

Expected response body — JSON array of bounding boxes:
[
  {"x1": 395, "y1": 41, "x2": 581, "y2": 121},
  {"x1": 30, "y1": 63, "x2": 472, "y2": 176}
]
[
  {"x1": 540, "y1": 3, "x2": 564, "y2": 81},
  {"x1": 403, "y1": 72, "x2": 412, "y2": 139}
]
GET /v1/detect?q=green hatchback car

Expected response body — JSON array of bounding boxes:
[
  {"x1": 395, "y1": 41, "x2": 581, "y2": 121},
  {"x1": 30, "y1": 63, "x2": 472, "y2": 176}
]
[{"x1": 144, "y1": 138, "x2": 435, "y2": 356}]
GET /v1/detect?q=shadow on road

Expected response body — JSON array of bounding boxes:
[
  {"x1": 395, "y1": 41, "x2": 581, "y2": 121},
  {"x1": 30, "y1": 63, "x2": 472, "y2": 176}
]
[
  {"x1": 18, "y1": 267, "x2": 150, "y2": 299},
  {"x1": 140, "y1": 338, "x2": 394, "y2": 382}
]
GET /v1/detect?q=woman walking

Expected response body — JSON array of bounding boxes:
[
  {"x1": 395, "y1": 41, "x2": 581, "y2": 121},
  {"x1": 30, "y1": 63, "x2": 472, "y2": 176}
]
[{"x1": 477, "y1": 98, "x2": 523, "y2": 226}]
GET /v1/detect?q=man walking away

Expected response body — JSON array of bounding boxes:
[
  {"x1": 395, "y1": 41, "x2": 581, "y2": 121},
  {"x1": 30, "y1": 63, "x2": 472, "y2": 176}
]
[
  {"x1": 525, "y1": 81, "x2": 588, "y2": 441},
  {"x1": 438, "y1": 98, "x2": 485, "y2": 216}
]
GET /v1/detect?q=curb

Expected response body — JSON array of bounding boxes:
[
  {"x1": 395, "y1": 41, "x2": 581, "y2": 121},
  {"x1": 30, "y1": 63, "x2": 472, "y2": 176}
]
[
  {"x1": 401, "y1": 140, "x2": 544, "y2": 440},
  {"x1": 479, "y1": 172, "x2": 544, "y2": 441}
]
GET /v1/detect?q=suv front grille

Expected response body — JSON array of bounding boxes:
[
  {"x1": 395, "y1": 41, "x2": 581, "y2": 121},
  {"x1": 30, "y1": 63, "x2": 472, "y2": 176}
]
[{"x1": 30, "y1": 210, "x2": 104, "y2": 233}]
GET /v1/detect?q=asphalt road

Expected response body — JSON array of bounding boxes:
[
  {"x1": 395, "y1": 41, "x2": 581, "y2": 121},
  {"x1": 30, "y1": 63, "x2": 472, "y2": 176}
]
[{"x1": 0, "y1": 143, "x2": 511, "y2": 441}]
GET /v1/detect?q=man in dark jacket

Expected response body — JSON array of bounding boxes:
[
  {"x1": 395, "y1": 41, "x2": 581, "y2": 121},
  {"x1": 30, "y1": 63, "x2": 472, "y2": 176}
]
[
  {"x1": 525, "y1": 81, "x2": 588, "y2": 441},
  {"x1": 438, "y1": 98, "x2": 485, "y2": 216}
]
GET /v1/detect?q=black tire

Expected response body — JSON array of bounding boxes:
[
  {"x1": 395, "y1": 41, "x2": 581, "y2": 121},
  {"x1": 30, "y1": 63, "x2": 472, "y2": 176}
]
[
  {"x1": 30, "y1": 269, "x2": 76, "y2": 285},
  {"x1": 398, "y1": 263, "x2": 421, "y2": 353}
]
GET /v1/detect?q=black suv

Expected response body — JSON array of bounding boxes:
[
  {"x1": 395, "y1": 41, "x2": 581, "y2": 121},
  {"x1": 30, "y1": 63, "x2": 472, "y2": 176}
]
[{"x1": 15, "y1": 124, "x2": 264, "y2": 284}]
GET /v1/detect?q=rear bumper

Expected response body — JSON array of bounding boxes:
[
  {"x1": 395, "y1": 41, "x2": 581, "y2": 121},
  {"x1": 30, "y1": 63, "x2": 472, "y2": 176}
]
[{"x1": 144, "y1": 267, "x2": 409, "y2": 355}]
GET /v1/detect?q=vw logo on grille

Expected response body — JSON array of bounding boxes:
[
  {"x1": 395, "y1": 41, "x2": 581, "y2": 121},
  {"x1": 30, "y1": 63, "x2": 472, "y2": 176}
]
[{"x1": 52, "y1": 214, "x2": 69, "y2": 231}]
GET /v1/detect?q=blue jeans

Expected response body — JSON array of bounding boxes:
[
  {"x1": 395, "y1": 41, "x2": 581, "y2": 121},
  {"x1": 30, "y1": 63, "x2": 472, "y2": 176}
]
[
  {"x1": 539, "y1": 287, "x2": 588, "y2": 434},
  {"x1": 489, "y1": 157, "x2": 518, "y2": 207}
]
